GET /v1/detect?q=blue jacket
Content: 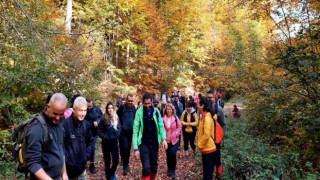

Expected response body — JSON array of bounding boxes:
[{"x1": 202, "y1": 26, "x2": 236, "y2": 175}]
[
  {"x1": 26, "y1": 112, "x2": 64, "y2": 179},
  {"x1": 85, "y1": 105, "x2": 103, "y2": 136},
  {"x1": 63, "y1": 116, "x2": 94, "y2": 178}
]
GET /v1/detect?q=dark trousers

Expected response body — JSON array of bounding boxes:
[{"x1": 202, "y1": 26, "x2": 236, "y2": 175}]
[
  {"x1": 166, "y1": 142, "x2": 179, "y2": 171},
  {"x1": 216, "y1": 143, "x2": 222, "y2": 169},
  {"x1": 183, "y1": 130, "x2": 197, "y2": 151},
  {"x1": 202, "y1": 151, "x2": 217, "y2": 180},
  {"x1": 139, "y1": 143, "x2": 159, "y2": 176},
  {"x1": 90, "y1": 136, "x2": 97, "y2": 163},
  {"x1": 119, "y1": 129, "x2": 133, "y2": 168},
  {"x1": 102, "y1": 141, "x2": 119, "y2": 179}
]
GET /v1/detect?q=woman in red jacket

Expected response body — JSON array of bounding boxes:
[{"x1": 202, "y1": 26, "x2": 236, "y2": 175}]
[{"x1": 163, "y1": 103, "x2": 182, "y2": 179}]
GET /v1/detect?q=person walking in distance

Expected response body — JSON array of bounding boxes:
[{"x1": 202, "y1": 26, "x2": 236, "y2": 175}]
[
  {"x1": 116, "y1": 94, "x2": 136, "y2": 175},
  {"x1": 163, "y1": 103, "x2": 182, "y2": 179},
  {"x1": 180, "y1": 101, "x2": 198, "y2": 161},
  {"x1": 133, "y1": 93, "x2": 168, "y2": 180},
  {"x1": 85, "y1": 98, "x2": 103, "y2": 174},
  {"x1": 98, "y1": 102, "x2": 121, "y2": 180}
]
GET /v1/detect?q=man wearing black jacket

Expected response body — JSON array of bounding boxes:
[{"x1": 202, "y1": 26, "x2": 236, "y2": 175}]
[
  {"x1": 26, "y1": 93, "x2": 68, "y2": 180},
  {"x1": 117, "y1": 94, "x2": 136, "y2": 175},
  {"x1": 85, "y1": 98, "x2": 103, "y2": 174},
  {"x1": 63, "y1": 96, "x2": 94, "y2": 179}
]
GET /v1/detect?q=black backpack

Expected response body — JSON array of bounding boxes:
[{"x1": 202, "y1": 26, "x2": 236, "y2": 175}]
[{"x1": 11, "y1": 114, "x2": 50, "y2": 174}]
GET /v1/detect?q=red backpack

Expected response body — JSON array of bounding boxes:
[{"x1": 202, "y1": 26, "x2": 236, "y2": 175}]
[{"x1": 213, "y1": 118, "x2": 224, "y2": 144}]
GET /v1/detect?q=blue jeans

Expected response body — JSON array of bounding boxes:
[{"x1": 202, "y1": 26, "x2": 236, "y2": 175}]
[{"x1": 139, "y1": 143, "x2": 159, "y2": 176}]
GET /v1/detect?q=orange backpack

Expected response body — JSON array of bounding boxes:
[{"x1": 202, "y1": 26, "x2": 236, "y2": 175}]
[{"x1": 213, "y1": 119, "x2": 224, "y2": 144}]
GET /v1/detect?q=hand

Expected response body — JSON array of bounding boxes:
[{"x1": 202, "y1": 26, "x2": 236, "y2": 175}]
[
  {"x1": 62, "y1": 173, "x2": 69, "y2": 180},
  {"x1": 162, "y1": 140, "x2": 168, "y2": 150},
  {"x1": 93, "y1": 121, "x2": 98, "y2": 127},
  {"x1": 134, "y1": 151, "x2": 140, "y2": 160}
]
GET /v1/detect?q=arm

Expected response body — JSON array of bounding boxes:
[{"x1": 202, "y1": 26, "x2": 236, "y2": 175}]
[
  {"x1": 132, "y1": 111, "x2": 140, "y2": 150},
  {"x1": 26, "y1": 124, "x2": 52, "y2": 180},
  {"x1": 97, "y1": 120, "x2": 108, "y2": 139},
  {"x1": 62, "y1": 156, "x2": 68, "y2": 180},
  {"x1": 174, "y1": 116, "x2": 182, "y2": 137},
  {"x1": 105, "y1": 122, "x2": 121, "y2": 140},
  {"x1": 156, "y1": 109, "x2": 166, "y2": 142},
  {"x1": 190, "y1": 113, "x2": 199, "y2": 126},
  {"x1": 85, "y1": 122, "x2": 95, "y2": 160}
]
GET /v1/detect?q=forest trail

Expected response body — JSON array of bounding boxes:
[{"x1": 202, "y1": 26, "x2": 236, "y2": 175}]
[{"x1": 87, "y1": 100, "x2": 245, "y2": 180}]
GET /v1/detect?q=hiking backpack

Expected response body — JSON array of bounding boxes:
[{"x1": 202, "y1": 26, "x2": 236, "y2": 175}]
[
  {"x1": 217, "y1": 99, "x2": 225, "y2": 109},
  {"x1": 11, "y1": 114, "x2": 50, "y2": 174}
]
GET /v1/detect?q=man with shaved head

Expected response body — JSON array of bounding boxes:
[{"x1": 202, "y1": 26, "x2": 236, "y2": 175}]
[{"x1": 26, "y1": 93, "x2": 68, "y2": 180}]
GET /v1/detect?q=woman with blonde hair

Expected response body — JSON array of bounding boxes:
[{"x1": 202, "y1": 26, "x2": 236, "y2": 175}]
[{"x1": 163, "y1": 103, "x2": 182, "y2": 179}]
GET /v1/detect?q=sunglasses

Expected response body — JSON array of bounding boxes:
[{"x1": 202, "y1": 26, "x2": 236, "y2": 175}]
[{"x1": 127, "y1": 100, "x2": 133, "y2": 102}]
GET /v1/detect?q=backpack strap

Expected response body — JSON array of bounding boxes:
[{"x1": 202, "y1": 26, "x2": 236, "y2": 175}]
[
  {"x1": 174, "y1": 115, "x2": 178, "y2": 127},
  {"x1": 35, "y1": 114, "x2": 50, "y2": 144}
]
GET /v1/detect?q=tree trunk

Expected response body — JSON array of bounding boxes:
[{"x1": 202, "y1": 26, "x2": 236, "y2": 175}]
[{"x1": 65, "y1": 0, "x2": 73, "y2": 33}]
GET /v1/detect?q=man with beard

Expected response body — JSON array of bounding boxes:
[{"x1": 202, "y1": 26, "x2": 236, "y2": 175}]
[
  {"x1": 117, "y1": 94, "x2": 136, "y2": 175},
  {"x1": 85, "y1": 98, "x2": 103, "y2": 174}
]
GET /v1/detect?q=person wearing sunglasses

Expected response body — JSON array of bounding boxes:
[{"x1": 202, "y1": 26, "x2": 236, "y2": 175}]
[{"x1": 116, "y1": 94, "x2": 136, "y2": 175}]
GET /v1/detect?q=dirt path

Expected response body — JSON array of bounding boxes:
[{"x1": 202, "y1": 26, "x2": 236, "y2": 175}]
[{"x1": 87, "y1": 142, "x2": 201, "y2": 180}]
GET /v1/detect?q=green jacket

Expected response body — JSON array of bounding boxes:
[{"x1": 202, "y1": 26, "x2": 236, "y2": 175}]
[{"x1": 133, "y1": 106, "x2": 166, "y2": 150}]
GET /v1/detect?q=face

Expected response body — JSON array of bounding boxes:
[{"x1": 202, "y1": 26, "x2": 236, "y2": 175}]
[
  {"x1": 175, "y1": 97, "x2": 179, "y2": 103},
  {"x1": 73, "y1": 103, "x2": 87, "y2": 121},
  {"x1": 166, "y1": 106, "x2": 173, "y2": 116},
  {"x1": 187, "y1": 106, "x2": 192, "y2": 113},
  {"x1": 198, "y1": 101, "x2": 204, "y2": 113},
  {"x1": 87, "y1": 101, "x2": 93, "y2": 111},
  {"x1": 107, "y1": 105, "x2": 114, "y2": 115},
  {"x1": 207, "y1": 93, "x2": 215, "y2": 102},
  {"x1": 143, "y1": 99, "x2": 152, "y2": 110},
  {"x1": 126, "y1": 96, "x2": 133, "y2": 107},
  {"x1": 46, "y1": 102, "x2": 67, "y2": 124}
]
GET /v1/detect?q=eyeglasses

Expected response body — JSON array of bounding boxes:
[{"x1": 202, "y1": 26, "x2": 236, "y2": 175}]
[{"x1": 207, "y1": 96, "x2": 214, "y2": 99}]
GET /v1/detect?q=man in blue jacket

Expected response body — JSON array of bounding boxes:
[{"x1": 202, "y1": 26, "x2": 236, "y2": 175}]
[
  {"x1": 117, "y1": 94, "x2": 136, "y2": 175},
  {"x1": 26, "y1": 93, "x2": 68, "y2": 180},
  {"x1": 63, "y1": 96, "x2": 94, "y2": 179},
  {"x1": 85, "y1": 98, "x2": 103, "y2": 174}
]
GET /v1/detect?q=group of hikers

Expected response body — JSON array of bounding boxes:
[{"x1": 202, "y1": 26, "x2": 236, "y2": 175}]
[{"x1": 18, "y1": 88, "x2": 240, "y2": 180}]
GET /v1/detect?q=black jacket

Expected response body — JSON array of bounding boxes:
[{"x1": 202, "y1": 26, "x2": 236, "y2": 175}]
[
  {"x1": 117, "y1": 105, "x2": 136, "y2": 131},
  {"x1": 26, "y1": 112, "x2": 64, "y2": 179},
  {"x1": 63, "y1": 116, "x2": 94, "y2": 178},
  {"x1": 97, "y1": 115, "x2": 121, "y2": 143},
  {"x1": 85, "y1": 105, "x2": 103, "y2": 136}
]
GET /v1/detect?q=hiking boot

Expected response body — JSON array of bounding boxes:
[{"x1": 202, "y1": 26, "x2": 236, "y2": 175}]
[
  {"x1": 167, "y1": 169, "x2": 172, "y2": 177},
  {"x1": 170, "y1": 170, "x2": 176, "y2": 179},
  {"x1": 183, "y1": 156, "x2": 189, "y2": 161},
  {"x1": 89, "y1": 163, "x2": 97, "y2": 174},
  {"x1": 111, "y1": 175, "x2": 117, "y2": 180},
  {"x1": 123, "y1": 166, "x2": 130, "y2": 175}
]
